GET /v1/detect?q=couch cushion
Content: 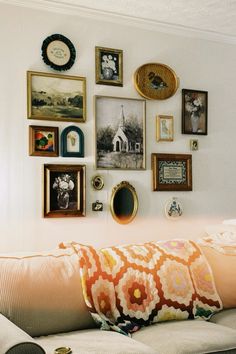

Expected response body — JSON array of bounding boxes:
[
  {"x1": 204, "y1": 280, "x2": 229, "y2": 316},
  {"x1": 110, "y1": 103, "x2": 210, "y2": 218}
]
[
  {"x1": 0, "y1": 314, "x2": 45, "y2": 354},
  {"x1": 0, "y1": 248, "x2": 95, "y2": 337},
  {"x1": 36, "y1": 329, "x2": 157, "y2": 354},
  {"x1": 210, "y1": 309, "x2": 236, "y2": 330},
  {"x1": 132, "y1": 319, "x2": 236, "y2": 354}
]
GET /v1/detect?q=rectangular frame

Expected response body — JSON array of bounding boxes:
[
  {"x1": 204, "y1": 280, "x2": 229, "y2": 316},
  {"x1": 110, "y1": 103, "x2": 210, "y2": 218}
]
[
  {"x1": 27, "y1": 71, "x2": 86, "y2": 123},
  {"x1": 43, "y1": 164, "x2": 86, "y2": 218},
  {"x1": 95, "y1": 46, "x2": 123, "y2": 86},
  {"x1": 151, "y1": 153, "x2": 192, "y2": 191},
  {"x1": 95, "y1": 95, "x2": 146, "y2": 170},
  {"x1": 29, "y1": 125, "x2": 59, "y2": 157},
  {"x1": 182, "y1": 89, "x2": 208, "y2": 135},
  {"x1": 156, "y1": 115, "x2": 174, "y2": 142}
]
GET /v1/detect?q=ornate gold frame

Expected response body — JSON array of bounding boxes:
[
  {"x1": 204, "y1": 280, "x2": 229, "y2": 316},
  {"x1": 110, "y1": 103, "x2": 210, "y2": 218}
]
[
  {"x1": 134, "y1": 63, "x2": 179, "y2": 100},
  {"x1": 110, "y1": 181, "x2": 138, "y2": 224}
]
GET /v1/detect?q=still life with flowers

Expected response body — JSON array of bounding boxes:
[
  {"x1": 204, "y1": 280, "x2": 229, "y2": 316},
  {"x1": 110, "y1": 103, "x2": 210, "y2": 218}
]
[
  {"x1": 182, "y1": 89, "x2": 208, "y2": 135},
  {"x1": 95, "y1": 46, "x2": 123, "y2": 86}
]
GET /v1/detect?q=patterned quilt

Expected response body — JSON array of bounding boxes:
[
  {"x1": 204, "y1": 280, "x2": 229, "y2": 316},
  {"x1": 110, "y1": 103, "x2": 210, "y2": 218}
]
[{"x1": 61, "y1": 239, "x2": 222, "y2": 335}]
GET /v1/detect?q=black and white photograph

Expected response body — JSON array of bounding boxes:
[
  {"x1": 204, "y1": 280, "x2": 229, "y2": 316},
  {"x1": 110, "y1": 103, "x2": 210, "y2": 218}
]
[
  {"x1": 95, "y1": 47, "x2": 123, "y2": 86},
  {"x1": 95, "y1": 95, "x2": 146, "y2": 170},
  {"x1": 27, "y1": 71, "x2": 86, "y2": 122}
]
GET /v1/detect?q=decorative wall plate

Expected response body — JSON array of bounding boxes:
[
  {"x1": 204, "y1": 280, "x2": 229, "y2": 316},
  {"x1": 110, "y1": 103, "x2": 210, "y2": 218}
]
[
  {"x1": 41, "y1": 34, "x2": 76, "y2": 71},
  {"x1": 134, "y1": 63, "x2": 179, "y2": 100},
  {"x1": 165, "y1": 197, "x2": 183, "y2": 220}
]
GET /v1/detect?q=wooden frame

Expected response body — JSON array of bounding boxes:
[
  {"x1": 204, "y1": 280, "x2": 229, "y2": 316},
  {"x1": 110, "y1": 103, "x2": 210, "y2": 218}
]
[
  {"x1": 43, "y1": 164, "x2": 86, "y2": 218},
  {"x1": 182, "y1": 89, "x2": 208, "y2": 135},
  {"x1": 61, "y1": 126, "x2": 84, "y2": 157},
  {"x1": 156, "y1": 115, "x2": 174, "y2": 142},
  {"x1": 29, "y1": 125, "x2": 59, "y2": 157},
  {"x1": 27, "y1": 71, "x2": 86, "y2": 123},
  {"x1": 151, "y1": 153, "x2": 192, "y2": 191},
  {"x1": 95, "y1": 46, "x2": 123, "y2": 86},
  {"x1": 95, "y1": 95, "x2": 146, "y2": 170}
]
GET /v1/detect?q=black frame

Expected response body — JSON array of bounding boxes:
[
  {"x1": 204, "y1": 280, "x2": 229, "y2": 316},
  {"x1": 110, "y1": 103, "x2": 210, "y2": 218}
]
[{"x1": 41, "y1": 34, "x2": 76, "y2": 71}]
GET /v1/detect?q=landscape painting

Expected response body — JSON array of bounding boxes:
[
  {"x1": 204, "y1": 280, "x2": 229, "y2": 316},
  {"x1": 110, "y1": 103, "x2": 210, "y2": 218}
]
[
  {"x1": 95, "y1": 95, "x2": 146, "y2": 170},
  {"x1": 27, "y1": 71, "x2": 86, "y2": 122}
]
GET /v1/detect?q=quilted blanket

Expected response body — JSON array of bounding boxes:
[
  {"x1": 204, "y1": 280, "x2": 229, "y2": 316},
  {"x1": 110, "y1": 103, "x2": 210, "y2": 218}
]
[{"x1": 62, "y1": 239, "x2": 222, "y2": 335}]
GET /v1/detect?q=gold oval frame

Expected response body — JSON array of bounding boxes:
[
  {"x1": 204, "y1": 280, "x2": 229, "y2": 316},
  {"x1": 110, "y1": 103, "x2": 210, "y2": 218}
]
[
  {"x1": 110, "y1": 181, "x2": 138, "y2": 224},
  {"x1": 91, "y1": 175, "x2": 104, "y2": 190},
  {"x1": 134, "y1": 63, "x2": 179, "y2": 100}
]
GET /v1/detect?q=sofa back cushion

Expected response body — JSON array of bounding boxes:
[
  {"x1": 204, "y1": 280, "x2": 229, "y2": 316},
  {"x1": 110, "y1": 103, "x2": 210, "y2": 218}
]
[{"x1": 0, "y1": 248, "x2": 95, "y2": 337}]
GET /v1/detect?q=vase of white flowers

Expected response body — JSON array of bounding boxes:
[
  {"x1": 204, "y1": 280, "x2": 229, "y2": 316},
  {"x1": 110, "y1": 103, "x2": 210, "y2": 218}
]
[
  {"x1": 185, "y1": 96, "x2": 204, "y2": 133},
  {"x1": 53, "y1": 174, "x2": 74, "y2": 209}
]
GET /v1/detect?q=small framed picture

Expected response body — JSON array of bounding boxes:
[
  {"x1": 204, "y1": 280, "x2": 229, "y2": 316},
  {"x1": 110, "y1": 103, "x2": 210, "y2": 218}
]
[
  {"x1": 182, "y1": 89, "x2": 208, "y2": 135},
  {"x1": 95, "y1": 46, "x2": 123, "y2": 86},
  {"x1": 43, "y1": 164, "x2": 86, "y2": 218},
  {"x1": 190, "y1": 139, "x2": 199, "y2": 151},
  {"x1": 27, "y1": 71, "x2": 86, "y2": 123},
  {"x1": 156, "y1": 115, "x2": 174, "y2": 142},
  {"x1": 29, "y1": 125, "x2": 59, "y2": 157},
  {"x1": 151, "y1": 153, "x2": 192, "y2": 191},
  {"x1": 61, "y1": 126, "x2": 84, "y2": 157}
]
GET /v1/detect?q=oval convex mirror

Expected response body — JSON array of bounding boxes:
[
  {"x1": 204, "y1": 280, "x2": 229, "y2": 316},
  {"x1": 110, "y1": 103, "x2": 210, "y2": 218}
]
[{"x1": 110, "y1": 181, "x2": 138, "y2": 224}]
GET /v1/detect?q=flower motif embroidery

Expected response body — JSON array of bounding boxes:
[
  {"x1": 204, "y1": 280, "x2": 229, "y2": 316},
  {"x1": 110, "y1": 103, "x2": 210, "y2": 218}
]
[
  {"x1": 158, "y1": 259, "x2": 194, "y2": 306},
  {"x1": 154, "y1": 305, "x2": 189, "y2": 323},
  {"x1": 157, "y1": 240, "x2": 196, "y2": 261},
  {"x1": 190, "y1": 257, "x2": 216, "y2": 297}
]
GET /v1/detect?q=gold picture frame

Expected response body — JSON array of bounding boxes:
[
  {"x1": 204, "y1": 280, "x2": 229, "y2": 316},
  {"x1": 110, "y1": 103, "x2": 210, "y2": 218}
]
[
  {"x1": 156, "y1": 115, "x2": 174, "y2": 142},
  {"x1": 151, "y1": 153, "x2": 192, "y2": 191},
  {"x1": 95, "y1": 95, "x2": 146, "y2": 170},
  {"x1": 95, "y1": 46, "x2": 123, "y2": 86},
  {"x1": 43, "y1": 164, "x2": 86, "y2": 218},
  {"x1": 29, "y1": 125, "x2": 59, "y2": 157},
  {"x1": 134, "y1": 63, "x2": 179, "y2": 100},
  {"x1": 27, "y1": 71, "x2": 86, "y2": 122}
]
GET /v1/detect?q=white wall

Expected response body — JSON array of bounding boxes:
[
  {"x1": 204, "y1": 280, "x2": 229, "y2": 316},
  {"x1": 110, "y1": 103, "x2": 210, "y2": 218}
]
[{"x1": 0, "y1": 3, "x2": 236, "y2": 253}]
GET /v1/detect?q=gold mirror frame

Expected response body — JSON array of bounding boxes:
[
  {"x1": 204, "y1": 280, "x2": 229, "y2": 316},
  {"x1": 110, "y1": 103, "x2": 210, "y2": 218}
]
[{"x1": 110, "y1": 181, "x2": 138, "y2": 224}]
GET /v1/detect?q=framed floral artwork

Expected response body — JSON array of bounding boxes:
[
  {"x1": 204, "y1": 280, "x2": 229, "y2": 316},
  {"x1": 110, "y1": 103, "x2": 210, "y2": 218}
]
[
  {"x1": 27, "y1": 71, "x2": 86, "y2": 123},
  {"x1": 61, "y1": 126, "x2": 84, "y2": 157},
  {"x1": 29, "y1": 125, "x2": 59, "y2": 157},
  {"x1": 182, "y1": 89, "x2": 208, "y2": 135},
  {"x1": 43, "y1": 164, "x2": 86, "y2": 218},
  {"x1": 156, "y1": 115, "x2": 174, "y2": 142},
  {"x1": 151, "y1": 153, "x2": 192, "y2": 191},
  {"x1": 95, "y1": 95, "x2": 146, "y2": 170},
  {"x1": 95, "y1": 46, "x2": 123, "y2": 86}
]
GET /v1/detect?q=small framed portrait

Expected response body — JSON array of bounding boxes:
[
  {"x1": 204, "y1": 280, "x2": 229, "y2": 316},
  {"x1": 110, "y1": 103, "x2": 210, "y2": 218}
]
[
  {"x1": 190, "y1": 139, "x2": 199, "y2": 151},
  {"x1": 151, "y1": 153, "x2": 192, "y2": 191},
  {"x1": 95, "y1": 46, "x2": 123, "y2": 86},
  {"x1": 43, "y1": 164, "x2": 86, "y2": 218},
  {"x1": 27, "y1": 71, "x2": 86, "y2": 123},
  {"x1": 29, "y1": 125, "x2": 59, "y2": 157},
  {"x1": 156, "y1": 115, "x2": 174, "y2": 142},
  {"x1": 182, "y1": 89, "x2": 208, "y2": 135},
  {"x1": 61, "y1": 126, "x2": 84, "y2": 157}
]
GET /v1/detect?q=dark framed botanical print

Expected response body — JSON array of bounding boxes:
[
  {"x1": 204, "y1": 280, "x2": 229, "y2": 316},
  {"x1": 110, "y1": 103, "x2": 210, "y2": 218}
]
[
  {"x1": 95, "y1": 46, "x2": 123, "y2": 86},
  {"x1": 182, "y1": 89, "x2": 208, "y2": 135},
  {"x1": 61, "y1": 126, "x2": 84, "y2": 157},
  {"x1": 151, "y1": 153, "x2": 192, "y2": 191},
  {"x1": 29, "y1": 125, "x2": 59, "y2": 157},
  {"x1": 43, "y1": 164, "x2": 86, "y2": 218}
]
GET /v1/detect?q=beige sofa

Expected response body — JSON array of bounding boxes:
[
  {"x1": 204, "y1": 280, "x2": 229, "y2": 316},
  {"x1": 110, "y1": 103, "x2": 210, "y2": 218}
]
[{"x1": 1, "y1": 247, "x2": 236, "y2": 354}]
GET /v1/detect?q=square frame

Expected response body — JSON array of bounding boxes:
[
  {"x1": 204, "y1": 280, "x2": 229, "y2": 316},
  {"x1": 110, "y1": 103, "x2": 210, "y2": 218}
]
[
  {"x1": 95, "y1": 95, "x2": 146, "y2": 170},
  {"x1": 151, "y1": 153, "x2": 192, "y2": 191},
  {"x1": 182, "y1": 89, "x2": 208, "y2": 135},
  {"x1": 95, "y1": 46, "x2": 123, "y2": 86},
  {"x1": 156, "y1": 115, "x2": 174, "y2": 142},
  {"x1": 27, "y1": 71, "x2": 86, "y2": 123},
  {"x1": 61, "y1": 125, "x2": 84, "y2": 157},
  {"x1": 43, "y1": 164, "x2": 86, "y2": 218},
  {"x1": 29, "y1": 125, "x2": 59, "y2": 157}
]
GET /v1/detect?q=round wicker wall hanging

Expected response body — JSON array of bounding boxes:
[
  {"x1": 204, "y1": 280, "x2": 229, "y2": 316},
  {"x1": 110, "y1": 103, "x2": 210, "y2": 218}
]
[{"x1": 134, "y1": 63, "x2": 179, "y2": 100}]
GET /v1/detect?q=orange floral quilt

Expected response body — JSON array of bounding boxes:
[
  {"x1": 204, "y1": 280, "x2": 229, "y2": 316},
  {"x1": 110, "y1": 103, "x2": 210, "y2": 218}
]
[{"x1": 63, "y1": 240, "x2": 222, "y2": 335}]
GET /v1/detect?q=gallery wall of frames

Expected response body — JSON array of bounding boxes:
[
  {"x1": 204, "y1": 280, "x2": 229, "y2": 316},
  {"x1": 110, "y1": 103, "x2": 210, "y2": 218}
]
[{"x1": 1, "y1": 2, "x2": 235, "y2": 252}]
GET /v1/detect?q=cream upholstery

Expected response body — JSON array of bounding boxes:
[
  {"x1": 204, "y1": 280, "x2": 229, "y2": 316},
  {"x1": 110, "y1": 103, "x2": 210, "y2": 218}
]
[{"x1": 0, "y1": 248, "x2": 95, "y2": 337}]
